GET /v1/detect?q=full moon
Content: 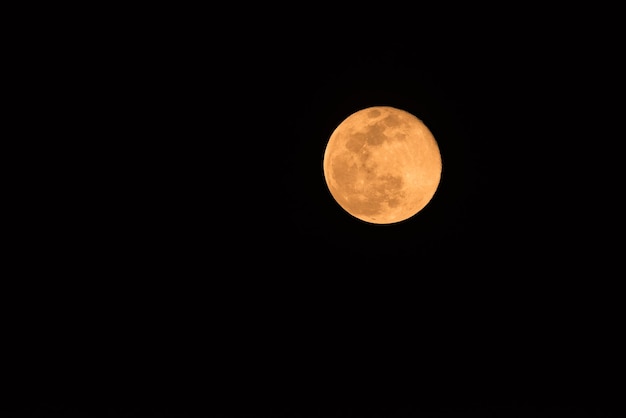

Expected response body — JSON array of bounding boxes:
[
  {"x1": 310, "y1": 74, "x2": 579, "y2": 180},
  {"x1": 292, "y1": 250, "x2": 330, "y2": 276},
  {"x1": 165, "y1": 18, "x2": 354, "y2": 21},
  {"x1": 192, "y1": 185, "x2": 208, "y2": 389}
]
[{"x1": 323, "y1": 106, "x2": 442, "y2": 224}]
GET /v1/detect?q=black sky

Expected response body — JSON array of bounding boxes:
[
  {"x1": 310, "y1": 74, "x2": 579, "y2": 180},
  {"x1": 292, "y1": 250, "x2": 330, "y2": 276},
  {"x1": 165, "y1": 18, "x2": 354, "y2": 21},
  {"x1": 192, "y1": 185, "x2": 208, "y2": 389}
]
[{"x1": 5, "y1": 5, "x2": 623, "y2": 418}]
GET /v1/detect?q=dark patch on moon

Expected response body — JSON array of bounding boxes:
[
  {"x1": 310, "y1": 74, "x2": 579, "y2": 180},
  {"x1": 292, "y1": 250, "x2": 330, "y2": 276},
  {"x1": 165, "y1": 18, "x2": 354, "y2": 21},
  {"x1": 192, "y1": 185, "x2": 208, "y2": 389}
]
[
  {"x1": 344, "y1": 112, "x2": 409, "y2": 153},
  {"x1": 395, "y1": 132, "x2": 407, "y2": 141},
  {"x1": 348, "y1": 172, "x2": 405, "y2": 218},
  {"x1": 375, "y1": 174, "x2": 404, "y2": 207},
  {"x1": 346, "y1": 123, "x2": 387, "y2": 149},
  {"x1": 330, "y1": 150, "x2": 405, "y2": 219},
  {"x1": 368, "y1": 109, "x2": 381, "y2": 118},
  {"x1": 381, "y1": 113, "x2": 403, "y2": 129},
  {"x1": 344, "y1": 134, "x2": 367, "y2": 153},
  {"x1": 330, "y1": 153, "x2": 359, "y2": 191}
]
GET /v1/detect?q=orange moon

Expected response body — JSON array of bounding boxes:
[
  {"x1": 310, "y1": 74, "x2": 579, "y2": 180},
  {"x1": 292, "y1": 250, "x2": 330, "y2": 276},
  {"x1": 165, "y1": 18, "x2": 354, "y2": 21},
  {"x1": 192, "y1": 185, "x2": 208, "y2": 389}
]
[{"x1": 323, "y1": 106, "x2": 442, "y2": 224}]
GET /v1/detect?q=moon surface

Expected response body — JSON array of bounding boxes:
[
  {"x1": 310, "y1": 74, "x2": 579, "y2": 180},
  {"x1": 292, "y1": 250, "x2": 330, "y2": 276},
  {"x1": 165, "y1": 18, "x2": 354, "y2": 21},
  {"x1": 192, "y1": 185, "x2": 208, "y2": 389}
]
[{"x1": 323, "y1": 106, "x2": 442, "y2": 224}]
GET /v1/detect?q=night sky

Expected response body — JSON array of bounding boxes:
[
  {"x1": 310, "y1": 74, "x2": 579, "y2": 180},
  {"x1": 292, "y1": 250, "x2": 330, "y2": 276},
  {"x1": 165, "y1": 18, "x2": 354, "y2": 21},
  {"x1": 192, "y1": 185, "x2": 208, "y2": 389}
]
[{"x1": 5, "y1": 5, "x2": 622, "y2": 418}]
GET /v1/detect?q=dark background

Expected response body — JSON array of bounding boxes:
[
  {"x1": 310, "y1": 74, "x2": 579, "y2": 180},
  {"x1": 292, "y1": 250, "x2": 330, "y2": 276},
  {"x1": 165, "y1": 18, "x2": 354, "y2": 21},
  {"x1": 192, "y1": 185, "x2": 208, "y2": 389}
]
[{"x1": 4, "y1": 4, "x2": 623, "y2": 418}]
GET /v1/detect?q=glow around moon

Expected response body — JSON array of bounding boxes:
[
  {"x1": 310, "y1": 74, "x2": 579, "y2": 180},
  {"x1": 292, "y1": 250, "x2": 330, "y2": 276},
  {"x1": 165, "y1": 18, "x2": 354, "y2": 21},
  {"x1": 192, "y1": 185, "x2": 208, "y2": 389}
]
[{"x1": 323, "y1": 106, "x2": 442, "y2": 224}]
